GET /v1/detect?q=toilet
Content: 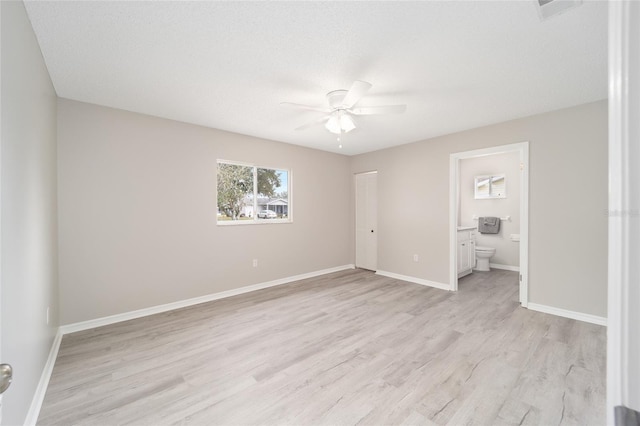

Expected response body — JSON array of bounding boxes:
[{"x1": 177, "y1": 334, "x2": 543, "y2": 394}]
[{"x1": 475, "y1": 246, "x2": 496, "y2": 271}]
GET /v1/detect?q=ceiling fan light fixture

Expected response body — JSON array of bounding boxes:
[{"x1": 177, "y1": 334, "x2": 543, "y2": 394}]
[
  {"x1": 325, "y1": 111, "x2": 356, "y2": 134},
  {"x1": 340, "y1": 114, "x2": 356, "y2": 133},
  {"x1": 324, "y1": 116, "x2": 341, "y2": 134},
  {"x1": 283, "y1": 80, "x2": 405, "y2": 135}
]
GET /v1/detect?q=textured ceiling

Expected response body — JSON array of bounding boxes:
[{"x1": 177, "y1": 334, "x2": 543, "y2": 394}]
[{"x1": 24, "y1": 1, "x2": 608, "y2": 156}]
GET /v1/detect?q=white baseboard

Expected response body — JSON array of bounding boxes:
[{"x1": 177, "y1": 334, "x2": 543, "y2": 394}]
[
  {"x1": 527, "y1": 302, "x2": 607, "y2": 326},
  {"x1": 24, "y1": 330, "x2": 63, "y2": 426},
  {"x1": 489, "y1": 263, "x2": 520, "y2": 272},
  {"x1": 29, "y1": 264, "x2": 355, "y2": 424},
  {"x1": 60, "y1": 264, "x2": 355, "y2": 335},
  {"x1": 375, "y1": 270, "x2": 452, "y2": 291}
]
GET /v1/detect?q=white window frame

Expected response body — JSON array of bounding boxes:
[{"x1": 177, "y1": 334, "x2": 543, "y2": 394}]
[{"x1": 216, "y1": 159, "x2": 292, "y2": 225}]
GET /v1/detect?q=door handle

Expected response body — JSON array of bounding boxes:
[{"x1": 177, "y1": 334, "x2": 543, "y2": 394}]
[
  {"x1": 371, "y1": 229, "x2": 374, "y2": 233},
  {"x1": 0, "y1": 364, "x2": 12, "y2": 394}
]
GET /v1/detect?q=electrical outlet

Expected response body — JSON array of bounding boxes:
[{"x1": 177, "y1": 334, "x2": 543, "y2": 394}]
[
  {"x1": 253, "y1": 259, "x2": 258, "y2": 267},
  {"x1": 46, "y1": 307, "x2": 50, "y2": 325},
  {"x1": 413, "y1": 254, "x2": 419, "y2": 262}
]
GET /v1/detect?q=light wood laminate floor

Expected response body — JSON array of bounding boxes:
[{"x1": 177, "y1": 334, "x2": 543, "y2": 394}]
[{"x1": 38, "y1": 269, "x2": 605, "y2": 425}]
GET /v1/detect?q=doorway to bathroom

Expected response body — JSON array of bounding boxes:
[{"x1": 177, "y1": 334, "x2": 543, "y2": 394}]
[{"x1": 449, "y1": 142, "x2": 529, "y2": 306}]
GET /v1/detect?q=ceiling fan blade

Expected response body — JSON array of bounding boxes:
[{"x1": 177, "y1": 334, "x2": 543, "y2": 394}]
[
  {"x1": 350, "y1": 105, "x2": 407, "y2": 115},
  {"x1": 280, "y1": 102, "x2": 329, "y2": 113},
  {"x1": 341, "y1": 80, "x2": 372, "y2": 108},
  {"x1": 294, "y1": 115, "x2": 330, "y2": 131}
]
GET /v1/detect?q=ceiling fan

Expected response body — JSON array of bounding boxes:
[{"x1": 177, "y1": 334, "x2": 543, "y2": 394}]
[{"x1": 280, "y1": 80, "x2": 406, "y2": 134}]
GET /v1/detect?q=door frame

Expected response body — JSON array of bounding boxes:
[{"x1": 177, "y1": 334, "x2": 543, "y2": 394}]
[
  {"x1": 0, "y1": 0, "x2": 4, "y2": 420},
  {"x1": 607, "y1": 0, "x2": 639, "y2": 422},
  {"x1": 449, "y1": 142, "x2": 529, "y2": 306}
]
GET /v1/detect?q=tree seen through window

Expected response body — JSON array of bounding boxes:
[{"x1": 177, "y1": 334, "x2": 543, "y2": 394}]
[{"x1": 217, "y1": 162, "x2": 289, "y2": 222}]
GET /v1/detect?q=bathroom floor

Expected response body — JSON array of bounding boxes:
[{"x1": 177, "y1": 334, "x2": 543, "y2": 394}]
[{"x1": 458, "y1": 268, "x2": 519, "y2": 303}]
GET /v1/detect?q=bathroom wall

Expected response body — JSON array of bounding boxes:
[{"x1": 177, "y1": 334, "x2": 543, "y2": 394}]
[{"x1": 460, "y1": 151, "x2": 520, "y2": 269}]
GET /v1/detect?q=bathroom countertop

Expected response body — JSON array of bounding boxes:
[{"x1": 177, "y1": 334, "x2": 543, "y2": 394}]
[{"x1": 457, "y1": 226, "x2": 476, "y2": 231}]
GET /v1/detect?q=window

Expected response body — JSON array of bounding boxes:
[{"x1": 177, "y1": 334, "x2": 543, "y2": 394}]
[
  {"x1": 217, "y1": 160, "x2": 290, "y2": 224},
  {"x1": 474, "y1": 174, "x2": 506, "y2": 199}
]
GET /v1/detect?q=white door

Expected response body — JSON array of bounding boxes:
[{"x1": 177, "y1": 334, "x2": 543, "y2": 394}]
[{"x1": 355, "y1": 172, "x2": 377, "y2": 271}]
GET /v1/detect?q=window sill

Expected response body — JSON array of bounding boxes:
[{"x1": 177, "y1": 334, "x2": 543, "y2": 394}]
[{"x1": 217, "y1": 219, "x2": 293, "y2": 226}]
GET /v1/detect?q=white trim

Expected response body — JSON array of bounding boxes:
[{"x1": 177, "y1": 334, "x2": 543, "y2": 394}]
[
  {"x1": 451, "y1": 142, "x2": 528, "y2": 159},
  {"x1": 527, "y1": 303, "x2": 607, "y2": 327},
  {"x1": 217, "y1": 219, "x2": 292, "y2": 226},
  {"x1": 449, "y1": 142, "x2": 529, "y2": 307},
  {"x1": 607, "y1": 0, "x2": 624, "y2": 420},
  {"x1": 215, "y1": 158, "x2": 254, "y2": 167},
  {"x1": 60, "y1": 264, "x2": 355, "y2": 334},
  {"x1": 26, "y1": 265, "x2": 356, "y2": 423},
  {"x1": 519, "y1": 143, "x2": 530, "y2": 308},
  {"x1": 0, "y1": 1, "x2": 3, "y2": 422},
  {"x1": 23, "y1": 331, "x2": 63, "y2": 426},
  {"x1": 488, "y1": 263, "x2": 520, "y2": 272},
  {"x1": 607, "y1": 0, "x2": 640, "y2": 422},
  {"x1": 375, "y1": 270, "x2": 451, "y2": 291},
  {"x1": 449, "y1": 154, "x2": 458, "y2": 294}
]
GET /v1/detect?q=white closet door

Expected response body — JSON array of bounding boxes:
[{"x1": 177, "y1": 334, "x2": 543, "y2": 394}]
[{"x1": 355, "y1": 172, "x2": 377, "y2": 271}]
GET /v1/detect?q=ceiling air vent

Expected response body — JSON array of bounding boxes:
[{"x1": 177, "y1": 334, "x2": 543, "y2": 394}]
[{"x1": 536, "y1": 0, "x2": 582, "y2": 21}]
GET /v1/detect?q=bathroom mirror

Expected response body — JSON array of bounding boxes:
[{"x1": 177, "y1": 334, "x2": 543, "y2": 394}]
[{"x1": 474, "y1": 174, "x2": 506, "y2": 199}]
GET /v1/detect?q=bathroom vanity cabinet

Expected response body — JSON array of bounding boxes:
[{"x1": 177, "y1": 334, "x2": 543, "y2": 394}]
[{"x1": 457, "y1": 228, "x2": 476, "y2": 278}]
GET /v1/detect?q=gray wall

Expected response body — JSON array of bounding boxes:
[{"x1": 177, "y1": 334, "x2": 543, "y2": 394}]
[
  {"x1": 460, "y1": 151, "x2": 520, "y2": 268},
  {"x1": 57, "y1": 99, "x2": 353, "y2": 325},
  {"x1": 351, "y1": 100, "x2": 608, "y2": 317},
  {"x1": 1, "y1": 1, "x2": 59, "y2": 424}
]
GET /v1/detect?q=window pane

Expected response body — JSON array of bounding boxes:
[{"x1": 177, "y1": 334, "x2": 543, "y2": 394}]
[
  {"x1": 217, "y1": 163, "x2": 254, "y2": 221},
  {"x1": 256, "y1": 168, "x2": 289, "y2": 220}
]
